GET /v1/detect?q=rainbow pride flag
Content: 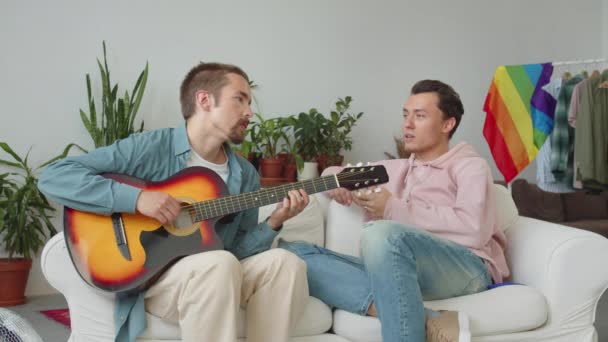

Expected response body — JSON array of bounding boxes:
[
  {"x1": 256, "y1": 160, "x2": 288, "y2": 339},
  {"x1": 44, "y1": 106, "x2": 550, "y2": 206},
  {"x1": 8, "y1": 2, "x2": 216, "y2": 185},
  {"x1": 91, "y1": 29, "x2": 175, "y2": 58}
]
[{"x1": 483, "y1": 63, "x2": 553, "y2": 183}]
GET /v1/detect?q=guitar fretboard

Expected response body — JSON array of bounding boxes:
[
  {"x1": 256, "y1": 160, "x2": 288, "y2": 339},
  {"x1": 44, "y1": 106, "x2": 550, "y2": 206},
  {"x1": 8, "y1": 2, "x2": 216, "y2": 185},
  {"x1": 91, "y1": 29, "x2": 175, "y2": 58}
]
[{"x1": 189, "y1": 175, "x2": 339, "y2": 222}]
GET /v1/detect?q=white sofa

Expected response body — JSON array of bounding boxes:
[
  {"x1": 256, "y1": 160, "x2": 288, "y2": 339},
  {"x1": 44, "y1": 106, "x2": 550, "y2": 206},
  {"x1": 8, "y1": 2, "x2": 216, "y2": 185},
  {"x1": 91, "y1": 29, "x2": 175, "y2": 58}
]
[{"x1": 41, "y1": 185, "x2": 608, "y2": 341}]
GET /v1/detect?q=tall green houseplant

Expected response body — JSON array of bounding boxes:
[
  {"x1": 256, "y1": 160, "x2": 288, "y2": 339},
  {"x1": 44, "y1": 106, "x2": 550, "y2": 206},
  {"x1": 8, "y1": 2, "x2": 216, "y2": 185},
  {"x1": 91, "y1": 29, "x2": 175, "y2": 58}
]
[
  {"x1": 80, "y1": 41, "x2": 149, "y2": 148},
  {"x1": 0, "y1": 143, "x2": 57, "y2": 259},
  {"x1": 0, "y1": 142, "x2": 62, "y2": 305}
]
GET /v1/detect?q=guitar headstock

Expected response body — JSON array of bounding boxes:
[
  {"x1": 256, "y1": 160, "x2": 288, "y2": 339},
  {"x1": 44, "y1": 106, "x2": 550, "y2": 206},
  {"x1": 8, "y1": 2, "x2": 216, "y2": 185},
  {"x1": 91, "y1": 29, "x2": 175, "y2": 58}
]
[{"x1": 335, "y1": 164, "x2": 389, "y2": 190}]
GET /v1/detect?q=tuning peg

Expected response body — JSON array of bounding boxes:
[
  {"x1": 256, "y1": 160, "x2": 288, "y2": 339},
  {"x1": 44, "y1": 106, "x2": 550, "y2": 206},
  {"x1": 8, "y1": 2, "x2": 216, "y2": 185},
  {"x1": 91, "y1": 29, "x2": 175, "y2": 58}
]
[
  {"x1": 356, "y1": 162, "x2": 363, "y2": 167},
  {"x1": 366, "y1": 162, "x2": 371, "y2": 166},
  {"x1": 374, "y1": 187, "x2": 382, "y2": 193},
  {"x1": 346, "y1": 163, "x2": 352, "y2": 167}
]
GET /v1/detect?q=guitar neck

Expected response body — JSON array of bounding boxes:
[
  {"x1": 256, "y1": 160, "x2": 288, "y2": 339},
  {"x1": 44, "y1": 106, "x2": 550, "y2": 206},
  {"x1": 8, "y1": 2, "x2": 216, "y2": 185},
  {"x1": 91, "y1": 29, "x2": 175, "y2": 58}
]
[{"x1": 190, "y1": 175, "x2": 339, "y2": 222}]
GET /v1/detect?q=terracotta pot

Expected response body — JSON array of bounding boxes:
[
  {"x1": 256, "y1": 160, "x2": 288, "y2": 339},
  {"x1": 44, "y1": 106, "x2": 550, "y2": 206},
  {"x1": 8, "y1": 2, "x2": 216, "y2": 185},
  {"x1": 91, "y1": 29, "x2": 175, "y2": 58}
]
[
  {"x1": 316, "y1": 154, "x2": 344, "y2": 174},
  {"x1": 0, "y1": 258, "x2": 32, "y2": 306},
  {"x1": 259, "y1": 158, "x2": 283, "y2": 178},
  {"x1": 277, "y1": 153, "x2": 291, "y2": 165},
  {"x1": 283, "y1": 163, "x2": 297, "y2": 181}
]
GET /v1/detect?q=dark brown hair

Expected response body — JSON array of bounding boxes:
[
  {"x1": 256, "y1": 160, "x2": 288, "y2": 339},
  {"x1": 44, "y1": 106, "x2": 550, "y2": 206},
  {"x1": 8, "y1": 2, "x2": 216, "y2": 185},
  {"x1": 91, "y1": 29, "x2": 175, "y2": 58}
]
[
  {"x1": 180, "y1": 62, "x2": 249, "y2": 119},
  {"x1": 411, "y1": 80, "x2": 464, "y2": 138}
]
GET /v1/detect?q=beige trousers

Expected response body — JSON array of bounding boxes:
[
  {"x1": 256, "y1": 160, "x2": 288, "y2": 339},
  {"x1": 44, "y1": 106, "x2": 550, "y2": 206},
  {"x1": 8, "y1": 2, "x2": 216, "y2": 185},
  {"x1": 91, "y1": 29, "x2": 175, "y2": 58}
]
[{"x1": 144, "y1": 248, "x2": 308, "y2": 342}]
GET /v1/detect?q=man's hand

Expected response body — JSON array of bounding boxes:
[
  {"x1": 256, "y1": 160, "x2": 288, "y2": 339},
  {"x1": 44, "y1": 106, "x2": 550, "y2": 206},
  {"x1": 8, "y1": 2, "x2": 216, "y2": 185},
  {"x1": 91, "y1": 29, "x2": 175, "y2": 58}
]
[
  {"x1": 327, "y1": 188, "x2": 354, "y2": 206},
  {"x1": 267, "y1": 189, "x2": 309, "y2": 230},
  {"x1": 136, "y1": 191, "x2": 182, "y2": 225},
  {"x1": 353, "y1": 187, "x2": 392, "y2": 219}
]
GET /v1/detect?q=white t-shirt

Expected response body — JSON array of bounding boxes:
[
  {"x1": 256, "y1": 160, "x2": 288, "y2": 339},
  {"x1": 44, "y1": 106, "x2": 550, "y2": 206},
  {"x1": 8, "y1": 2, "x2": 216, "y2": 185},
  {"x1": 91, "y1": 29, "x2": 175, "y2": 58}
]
[{"x1": 186, "y1": 148, "x2": 229, "y2": 183}]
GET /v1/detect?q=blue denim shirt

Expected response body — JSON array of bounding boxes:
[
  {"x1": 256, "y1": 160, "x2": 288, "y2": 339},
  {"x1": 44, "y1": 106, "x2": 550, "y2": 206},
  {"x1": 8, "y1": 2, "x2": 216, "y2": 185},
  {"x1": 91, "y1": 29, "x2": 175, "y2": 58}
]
[{"x1": 38, "y1": 123, "x2": 278, "y2": 341}]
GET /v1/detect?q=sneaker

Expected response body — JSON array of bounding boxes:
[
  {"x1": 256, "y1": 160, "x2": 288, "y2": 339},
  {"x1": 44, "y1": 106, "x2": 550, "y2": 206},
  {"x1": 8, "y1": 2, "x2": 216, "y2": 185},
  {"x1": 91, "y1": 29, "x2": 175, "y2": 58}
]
[{"x1": 426, "y1": 310, "x2": 471, "y2": 342}]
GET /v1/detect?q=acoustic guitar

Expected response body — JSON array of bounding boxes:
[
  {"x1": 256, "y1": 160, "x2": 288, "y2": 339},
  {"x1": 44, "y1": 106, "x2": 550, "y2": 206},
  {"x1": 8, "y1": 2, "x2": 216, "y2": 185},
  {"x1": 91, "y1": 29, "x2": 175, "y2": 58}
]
[{"x1": 64, "y1": 165, "x2": 388, "y2": 294}]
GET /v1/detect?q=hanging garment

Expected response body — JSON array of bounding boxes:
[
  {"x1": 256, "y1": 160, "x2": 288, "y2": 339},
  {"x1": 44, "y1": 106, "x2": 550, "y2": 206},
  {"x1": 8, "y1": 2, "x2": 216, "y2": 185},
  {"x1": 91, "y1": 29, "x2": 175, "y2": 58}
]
[
  {"x1": 536, "y1": 137, "x2": 574, "y2": 192},
  {"x1": 568, "y1": 78, "x2": 590, "y2": 128},
  {"x1": 483, "y1": 63, "x2": 553, "y2": 182},
  {"x1": 536, "y1": 78, "x2": 574, "y2": 192},
  {"x1": 550, "y1": 75, "x2": 584, "y2": 174},
  {"x1": 567, "y1": 78, "x2": 590, "y2": 189},
  {"x1": 574, "y1": 70, "x2": 608, "y2": 189}
]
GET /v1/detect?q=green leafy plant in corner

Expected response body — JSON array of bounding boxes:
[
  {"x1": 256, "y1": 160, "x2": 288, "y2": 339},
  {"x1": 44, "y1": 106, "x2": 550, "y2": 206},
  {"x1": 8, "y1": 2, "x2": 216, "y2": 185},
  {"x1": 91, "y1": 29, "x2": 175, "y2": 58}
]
[
  {"x1": 324, "y1": 96, "x2": 363, "y2": 162},
  {"x1": 291, "y1": 108, "x2": 328, "y2": 162},
  {"x1": 80, "y1": 41, "x2": 149, "y2": 148},
  {"x1": 251, "y1": 113, "x2": 289, "y2": 159},
  {"x1": 0, "y1": 142, "x2": 62, "y2": 259}
]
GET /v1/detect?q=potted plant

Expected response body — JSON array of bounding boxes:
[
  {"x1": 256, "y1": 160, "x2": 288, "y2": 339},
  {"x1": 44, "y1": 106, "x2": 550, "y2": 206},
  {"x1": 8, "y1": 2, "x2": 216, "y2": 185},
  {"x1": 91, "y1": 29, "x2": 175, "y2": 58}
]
[
  {"x1": 318, "y1": 96, "x2": 363, "y2": 173},
  {"x1": 0, "y1": 142, "x2": 59, "y2": 306},
  {"x1": 251, "y1": 114, "x2": 289, "y2": 178},
  {"x1": 278, "y1": 115, "x2": 305, "y2": 181},
  {"x1": 80, "y1": 41, "x2": 148, "y2": 149},
  {"x1": 384, "y1": 136, "x2": 411, "y2": 159},
  {"x1": 291, "y1": 108, "x2": 329, "y2": 180}
]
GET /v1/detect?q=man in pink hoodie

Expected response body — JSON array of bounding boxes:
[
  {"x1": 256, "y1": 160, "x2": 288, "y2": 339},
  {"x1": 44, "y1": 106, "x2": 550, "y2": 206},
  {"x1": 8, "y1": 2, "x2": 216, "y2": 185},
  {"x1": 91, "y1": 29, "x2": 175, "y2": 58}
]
[{"x1": 280, "y1": 80, "x2": 509, "y2": 342}]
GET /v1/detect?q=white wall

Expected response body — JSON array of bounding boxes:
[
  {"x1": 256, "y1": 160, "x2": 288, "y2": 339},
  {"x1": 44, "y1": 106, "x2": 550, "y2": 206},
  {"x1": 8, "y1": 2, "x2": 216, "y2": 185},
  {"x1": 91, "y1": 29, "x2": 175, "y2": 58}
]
[
  {"x1": 604, "y1": 0, "x2": 608, "y2": 57},
  {"x1": 0, "y1": 0, "x2": 604, "y2": 295}
]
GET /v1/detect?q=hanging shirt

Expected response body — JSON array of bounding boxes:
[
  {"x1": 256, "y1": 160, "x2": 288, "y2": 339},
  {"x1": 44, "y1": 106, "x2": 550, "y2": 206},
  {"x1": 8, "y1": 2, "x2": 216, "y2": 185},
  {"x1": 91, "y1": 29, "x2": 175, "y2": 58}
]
[
  {"x1": 574, "y1": 70, "x2": 608, "y2": 189},
  {"x1": 568, "y1": 78, "x2": 590, "y2": 128},
  {"x1": 550, "y1": 75, "x2": 584, "y2": 175},
  {"x1": 536, "y1": 78, "x2": 574, "y2": 192},
  {"x1": 567, "y1": 78, "x2": 590, "y2": 189}
]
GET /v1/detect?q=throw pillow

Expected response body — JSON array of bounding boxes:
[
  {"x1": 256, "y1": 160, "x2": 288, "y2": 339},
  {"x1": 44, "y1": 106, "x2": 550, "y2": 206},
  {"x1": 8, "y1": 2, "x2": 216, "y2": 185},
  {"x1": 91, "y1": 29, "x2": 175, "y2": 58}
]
[{"x1": 258, "y1": 195, "x2": 325, "y2": 248}]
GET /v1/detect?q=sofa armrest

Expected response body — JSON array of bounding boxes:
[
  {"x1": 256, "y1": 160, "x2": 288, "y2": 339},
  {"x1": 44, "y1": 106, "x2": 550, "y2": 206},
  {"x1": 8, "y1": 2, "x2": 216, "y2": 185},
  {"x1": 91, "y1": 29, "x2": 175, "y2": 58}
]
[
  {"x1": 506, "y1": 217, "x2": 608, "y2": 326},
  {"x1": 41, "y1": 233, "x2": 116, "y2": 340}
]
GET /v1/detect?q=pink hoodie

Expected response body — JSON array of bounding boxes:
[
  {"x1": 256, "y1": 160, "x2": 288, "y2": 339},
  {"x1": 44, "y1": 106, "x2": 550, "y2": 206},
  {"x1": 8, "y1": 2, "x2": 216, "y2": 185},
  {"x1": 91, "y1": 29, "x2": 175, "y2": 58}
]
[{"x1": 324, "y1": 142, "x2": 510, "y2": 283}]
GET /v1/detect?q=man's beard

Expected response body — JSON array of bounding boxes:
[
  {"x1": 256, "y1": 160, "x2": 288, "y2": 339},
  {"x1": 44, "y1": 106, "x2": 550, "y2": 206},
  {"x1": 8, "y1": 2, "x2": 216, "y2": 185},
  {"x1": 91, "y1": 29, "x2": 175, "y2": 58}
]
[{"x1": 229, "y1": 132, "x2": 244, "y2": 144}]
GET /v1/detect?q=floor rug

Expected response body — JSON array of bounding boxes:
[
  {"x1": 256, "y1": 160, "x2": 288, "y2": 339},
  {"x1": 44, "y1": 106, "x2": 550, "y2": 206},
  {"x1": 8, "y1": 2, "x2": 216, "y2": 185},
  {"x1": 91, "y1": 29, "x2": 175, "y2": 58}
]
[{"x1": 39, "y1": 308, "x2": 70, "y2": 328}]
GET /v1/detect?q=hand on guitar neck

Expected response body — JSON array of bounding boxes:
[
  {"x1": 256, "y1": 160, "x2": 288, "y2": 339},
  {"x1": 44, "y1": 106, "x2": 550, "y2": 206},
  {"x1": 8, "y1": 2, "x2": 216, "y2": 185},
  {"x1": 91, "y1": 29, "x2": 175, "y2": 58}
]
[
  {"x1": 136, "y1": 188, "x2": 310, "y2": 230},
  {"x1": 265, "y1": 189, "x2": 309, "y2": 230}
]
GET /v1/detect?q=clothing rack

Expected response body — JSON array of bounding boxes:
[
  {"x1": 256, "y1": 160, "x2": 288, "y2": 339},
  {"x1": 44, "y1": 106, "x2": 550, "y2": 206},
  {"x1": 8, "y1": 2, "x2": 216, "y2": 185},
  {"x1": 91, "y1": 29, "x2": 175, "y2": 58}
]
[
  {"x1": 552, "y1": 58, "x2": 607, "y2": 78},
  {"x1": 552, "y1": 58, "x2": 606, "y2": 66}
]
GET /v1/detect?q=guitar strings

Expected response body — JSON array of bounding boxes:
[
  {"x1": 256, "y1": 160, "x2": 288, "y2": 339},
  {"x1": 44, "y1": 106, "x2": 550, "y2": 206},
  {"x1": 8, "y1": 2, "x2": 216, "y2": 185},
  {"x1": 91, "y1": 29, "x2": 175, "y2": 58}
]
[{"x1": 181, "y1": 168, "x2": 383, "y2": 218}]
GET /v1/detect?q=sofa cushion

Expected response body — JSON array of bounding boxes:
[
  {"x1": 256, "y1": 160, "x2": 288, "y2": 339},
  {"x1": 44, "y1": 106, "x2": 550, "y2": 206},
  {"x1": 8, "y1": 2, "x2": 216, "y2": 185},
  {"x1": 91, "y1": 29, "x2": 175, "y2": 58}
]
[
  {"x1": 565, "y1": 219, "x2": 608, "y2": 236},
  {"x1": 257, "y1": 194, "x2": 325, "y2": 248},
  {"x1": 140, "y1": 296, "x2": 333, "y2": 339},
  {"x1": 332, "y1": 285, "x2": 547, "y2": 341},
  {"x1": 510, "y1": 179, "x2": 565, "y2": 222},
  {"x1": 561, "y1": 191, "x2": 608, "y2": 221},
  {"x1": 494, "y1": 184, "x2": 519, "y2": 231},
  {"x1": 325, "y1": 200, "x2": 365, "y2": 257}
]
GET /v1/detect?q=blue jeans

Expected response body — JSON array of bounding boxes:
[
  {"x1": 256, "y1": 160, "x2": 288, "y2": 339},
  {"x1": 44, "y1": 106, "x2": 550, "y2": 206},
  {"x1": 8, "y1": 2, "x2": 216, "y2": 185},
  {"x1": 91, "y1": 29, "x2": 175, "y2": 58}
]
[{"x1": 279, "y1": 220, "x2": 491, "y2": 342}]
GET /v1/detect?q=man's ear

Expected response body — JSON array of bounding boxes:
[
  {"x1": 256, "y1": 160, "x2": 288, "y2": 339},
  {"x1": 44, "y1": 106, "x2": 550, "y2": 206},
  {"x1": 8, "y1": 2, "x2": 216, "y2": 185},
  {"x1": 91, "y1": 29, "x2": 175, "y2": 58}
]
[
  {"x1": 442, "y1": 117, "x2": 456, "y2": 134},
  {"x1": 196, "y1": 90, "x2": 213, "y2": 112}
]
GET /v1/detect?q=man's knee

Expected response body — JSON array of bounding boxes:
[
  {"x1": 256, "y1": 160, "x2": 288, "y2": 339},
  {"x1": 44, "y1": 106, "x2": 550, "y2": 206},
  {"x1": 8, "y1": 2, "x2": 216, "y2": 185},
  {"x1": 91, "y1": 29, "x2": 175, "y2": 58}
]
[
  {"x1": 265, "y1": 248, "x2": 307, "y2": 276},
  {"x1": 360, "y1": 220, "x2": 422, "y2": 264},
  {"x1": 186, "y1": 250, "x2": 242, "y2": 283},
  {"x1": 278, "y1": 239, "x2": 318, "y2": 258},
  {"x1": 361, "y1": 220, "x2": 404, "y2": 250}
]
